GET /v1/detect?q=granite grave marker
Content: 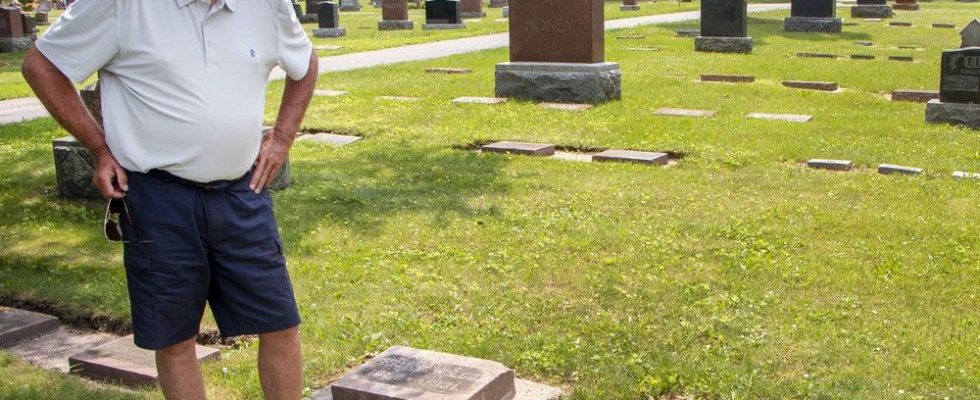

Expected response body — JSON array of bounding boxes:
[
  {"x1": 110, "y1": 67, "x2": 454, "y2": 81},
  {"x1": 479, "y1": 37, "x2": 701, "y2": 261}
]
[
  {"x1": 379, "y1": 0, "x2": 413, "y2": 30},
  {"x1": 339, "y1": 0, "x2": 361, "y2": 11},
  {"x1": 459, "y1": 0, "x2": 485, "y2": 18},
  {"x1": 69, "y1": 335, "x2": 220, "y2": 387},
  {"x1": 314, "y1": 2, "x2": 346, "y2": 37},
  {"x1": 696, "y1": 0, "x2": 753, "y2": 53},
  {"x1": 0, "y1": 6, "x2": 30, "y2": 52},
  {"x1": 424, "y1": 0, "x2": 464, "y2": 29},
  {"x1": 0, "y1": 307, "x2": 59, "y2": 348},
  {"x1": 621, "y1": 0, "x2": 640, "y2": 12},
  {"x1": 851, "y1": 0, "x2": 892, "y2": 19},
  {"x1": 927, "y1": 20, "x2": 980, "y2": 129},
  {"x1": 785, "y1": 0, "x2": 842, "y2": 33}
]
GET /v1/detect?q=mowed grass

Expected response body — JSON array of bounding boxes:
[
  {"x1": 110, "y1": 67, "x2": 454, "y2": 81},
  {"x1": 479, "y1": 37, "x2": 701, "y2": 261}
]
[{"x1": 2, "y1": 1, "x2": 980, "y2": 399}]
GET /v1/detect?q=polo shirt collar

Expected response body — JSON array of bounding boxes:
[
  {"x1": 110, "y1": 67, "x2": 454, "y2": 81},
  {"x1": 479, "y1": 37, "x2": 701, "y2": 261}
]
[{"x1": 175, "y1": 0, "x2": 236, "y2": 12}]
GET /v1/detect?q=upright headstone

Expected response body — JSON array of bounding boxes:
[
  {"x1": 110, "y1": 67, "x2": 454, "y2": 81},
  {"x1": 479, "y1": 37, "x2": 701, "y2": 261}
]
[
  {"x1": 621, "y1": 0, "x2": 640, "y2": 11},
  {"x1": 35, "y1": 11, "x2": 49, "y2": 25},
  {"x1": 423, "y1": 0, "x2": 464, "y2": 29},
  {"x1": 0, "y1": 6, "x2": 30, "y2": 53},
  {"x1": 784, "y1": 0, "x2": 842, "y2": 33},
  {"x1": 696, "y1": 0, "x2": 752, "y2": 53},
  {"x1": 379, "y1": 0, "x2": 413, "y2": 29},
  {"x1": 459, "y1": 0, "x2": 485, "y2": 18},
  {"x1": 20, "y1": 12, "x2": 36, "y2": 38},
  {"x1": 501, "y1": 5, "x2": 508, "y2": 17},
  {"x1": 851, "y1": 0, "x2": 892, "y2": 18},
  {"x1": 56, "y1": 0, "x2": 66, "y2": 10},
  {"x1": 894, "y1": 0, "x2": 919, "y2": 11},
  {"x1": 926, "y1": 20, "x2": 980, "y2": 129},
  {"x1": 489, "y1": 0, "x2": 507, "y2": 7},
  {"x1": 495, "y1": 0, "x2": 621, "y2": 103},
  {"x1": 339, "y1": 0, "x2": 361, "y2": 11},
  {"x1": 314, "y1": 2, "x2": 346, "y2": 37},
  {"x1": 305, "y1": 0, "x2": 320, "y2": 18}
]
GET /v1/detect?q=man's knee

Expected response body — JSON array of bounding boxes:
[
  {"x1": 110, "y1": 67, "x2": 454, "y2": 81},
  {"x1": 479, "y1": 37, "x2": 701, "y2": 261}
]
[
  {"x1": 156, "y1": 337, "x2": 198, "y2": 359},
  {"x1": 259, "y1": 325, "x2": 300, "y2": 343}
]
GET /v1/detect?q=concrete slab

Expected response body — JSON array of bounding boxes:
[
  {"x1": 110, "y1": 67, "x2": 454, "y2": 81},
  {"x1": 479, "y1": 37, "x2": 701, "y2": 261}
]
[
  {"x1": 69, "y1": 335, "x2": 220, "y2": 387},
  {"x1": 0, "y1": 307, "x2": 59, "y2": 348},
  {"x1": 481, "y1": 141, "x2": 555, "y2": 156},
  {"x1": 653, "y1": 108, "x2": 717, "y2": 118},
  {"x1": 296, "y1": 133, "x2": 363, "y2": 146},
  {"x1": 592, "y1": 149, "x2": 669, "y2": 165},
  {"x1": 746, "y1": 113, "x2": 813, "y2": 123},
  {"x1": 953, "y1": 171, "x2": 980, "y2": 180}
]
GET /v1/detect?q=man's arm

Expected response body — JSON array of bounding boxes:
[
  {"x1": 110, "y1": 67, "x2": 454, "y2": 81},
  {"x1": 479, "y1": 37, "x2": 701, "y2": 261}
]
[
  {"x1": 250, "y1": 52, "x2": 318, "y2": 193},
  {"x1": 22, "y1": 48, "x2": 128, "y2": 199}
]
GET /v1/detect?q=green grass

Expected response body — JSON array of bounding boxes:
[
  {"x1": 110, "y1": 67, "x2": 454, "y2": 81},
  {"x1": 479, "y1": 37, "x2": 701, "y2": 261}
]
[
  {"x1": 0, "y1": 353, "x2": 146, "y2": 400},
  {"x1": 3, "y1": 1, "x2": 980, "y2": 399}
]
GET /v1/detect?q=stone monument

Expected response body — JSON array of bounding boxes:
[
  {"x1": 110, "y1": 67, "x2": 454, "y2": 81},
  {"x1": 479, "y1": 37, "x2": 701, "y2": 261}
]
[
  {"x1": 459, "y1": 0, "x2": 484, "y2": 18},
  {"x1": 784, "y1": 0, "x2": 842, "y2": 33},
  {"x1": 20, "y1": 12, "x2": 35, "y2": 39},
  {"x1": 314, "y1": 2, "x2": 346, "y2": 37},
  {"x1": 339, "y1": 0, "x2": 361, "y2": 11},
  {"x1": 696, "y1": 0, "x2": 752, "y2": 53},
  {"x1": 926, "y1": 20, "x2": 980, "y2": 129},
  {"x1": 621, "y1": 0, "x2": 639, "y2": 11},
  {"x1": 0, "y1": 6, "x2": 30, "y2": 52},
  {"x1": 851, "y1": 0, "x2": 892, "y2": 19},
  {"x1": 423, "y1": 0, "x2": 464, "y2": 30},
  {"x1": 894, "y1": 0, "x2": 919, "y2": 11},
  {"x1": 304, "y1": 0, "x2": 322, "y2": 22},
  {"x1": 293, "y1": 2, "x2": 316, "y2": 23},
  {"x1": 495, "y1": 0, "x2": 621, "y2": 103},
  {"x1": 35, "y1": 10, "x2": 48, "y2": 25},
  {"x1": 379, "y1": 0, "x2": 413, "y2": 30}
]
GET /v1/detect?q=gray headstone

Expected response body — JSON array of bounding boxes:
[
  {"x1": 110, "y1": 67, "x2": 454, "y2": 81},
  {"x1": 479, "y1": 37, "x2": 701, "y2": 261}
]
[
  {"x1": 700, "y1": 0, "x2": 747, "y2": 37},
  {"x1": 0, "y1": 307, "x2": 59, "y2": 348},
  {"x1": 481, "y1": 141, "x2": 555, "y2": 156},
  {"x1": 940, "y1": 47, "x2": 980, "y2": 103},
  {"x1": 69, "y1": 335, "x2": 220, "y2": 387},
  {"x1": 330, "y1": 346, "x2": 516, "y2": 400},
  {"x1": 961, "y1": 19, "x2": 980, "y2": 48}
]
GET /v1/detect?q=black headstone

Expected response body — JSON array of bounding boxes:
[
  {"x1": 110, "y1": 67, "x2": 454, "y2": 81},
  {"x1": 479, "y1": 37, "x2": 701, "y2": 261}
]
[
  {"x1": 940, "y1": 48, "x2": 980, "y2": 103},
  {"x1": 791, "y1": 0, "x2": 835, "y2": 18},
  {"x1": 856, "y1": 0, "x2": 886, "y2": 4},
  {"x1": 317, "y1": 1, "x2": 339, "y2": 28},
  {"x1": 425, "y1": 0, "x2": 461, "y2": 24},
  {"x1": 305, "y1": 0, "x2": 319, "y2": 15},
  {"x1": 292, "y1": 2, "x2": 303, "y2": 18},
  {"x1": 700, "y1": 0, "x2": 747, "y2": 37},
  {"x1": 20, "y1": 12, "x2": 35, "y2": 35}
]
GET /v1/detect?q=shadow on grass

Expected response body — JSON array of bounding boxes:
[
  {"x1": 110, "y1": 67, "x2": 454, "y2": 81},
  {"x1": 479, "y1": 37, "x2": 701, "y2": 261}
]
[{"x1": 747, "y1": 15, "x2": 873, "y2": 46}]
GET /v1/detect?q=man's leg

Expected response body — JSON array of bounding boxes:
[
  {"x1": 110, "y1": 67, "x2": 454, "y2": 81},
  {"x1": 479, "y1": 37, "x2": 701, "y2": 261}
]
[
  {"x1": 258, "y1": 326, "x2": 303, "y2": 400},
  {"x1": 157, "y1": 337, "x2": 207, "y2": 400}
]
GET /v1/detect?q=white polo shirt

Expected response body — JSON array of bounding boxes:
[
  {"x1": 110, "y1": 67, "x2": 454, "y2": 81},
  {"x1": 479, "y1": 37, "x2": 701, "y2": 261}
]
[{"x1": 36, "y1": 0, "x2": 313, "y2": 182}]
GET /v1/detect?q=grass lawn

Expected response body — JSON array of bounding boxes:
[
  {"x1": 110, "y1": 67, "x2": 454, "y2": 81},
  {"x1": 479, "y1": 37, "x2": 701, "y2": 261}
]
[{"x1": 3, "y1": 1, "x2": 980, "y2": 399}]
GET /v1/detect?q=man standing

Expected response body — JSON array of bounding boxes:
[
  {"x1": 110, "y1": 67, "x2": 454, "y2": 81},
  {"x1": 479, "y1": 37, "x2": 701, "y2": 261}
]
[{"x1": 22, "y1": 0, "x2": 317, "y2": 398}]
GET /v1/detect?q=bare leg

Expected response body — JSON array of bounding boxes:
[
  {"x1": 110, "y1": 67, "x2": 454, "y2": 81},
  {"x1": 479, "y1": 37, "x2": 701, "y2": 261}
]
[
  {"x1": 156, "y1": 337, "x2": 207, "y2": 400},
  {"x1": 258, "y1": 326, "x2": 303, "y2": 400}
]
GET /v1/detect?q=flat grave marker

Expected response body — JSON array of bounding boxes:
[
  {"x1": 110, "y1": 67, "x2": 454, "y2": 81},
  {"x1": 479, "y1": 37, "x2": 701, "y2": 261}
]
[
  {"x1": 933, "y1": 23, "x2": 956, "y2": 29},
  {"x1": 782, "y1": 80, "x2": 839, "y2": 91},
  {"x1": 953, "y1": 171, "x2": 980, "y2": 180},
  {"x1": 297, "y1": 132, "x2": 364, "y2": 146},
  {"x1": 426, "y1": 67, "x2": 472, "y2": 74},
  {"x1": 851, "y1": 54, "x2": 876, "y2": 60},
  {"x1": 889, "y1": 21, "x2": 912, "y2": 27},
  {"x1": 377, "y1": 96, "x2": 420, "y2": 102},
  {"x1": 747, "y1": 113, "x2": 813, "y2": 123},
  {"x1": 654, "y1": 108, "x2": 717, "y2": 118},
  {"x1": 701, "y1": 74, "x2": 755, "y2": 83},
  {"x1": 538, "y1": 103, "x2": 593, "y2": 111},
  {"x1": 807, "y1": 159, "x2": 853, "y2": 171},
  {"x1": 69, "y1": 335, "x2": 220, "y2": 387},
  {"x1": 878, "y1": 164, "x2": 923, "y2": 175},
  {"x1": 592, "y1": 149, "x2": 669, "y2": 165},
  {"x1": 451, "y1": 96, "x2": 508, "y2": 104},
  {"x1": 854, "y1": 40, "x2": 874, "y2": 46},
  {"x1": 891, "y1": 89, "x2": 939, "y2": 102},
  {"x1": 616, "y1": 35, "x2": 645, "y2": 39},
  {"x1": 888, "y1": 55, "x2": 914, "y2": 62},
  {"x1": 797, "y1": 52, "x2": 838, "y2": 59},
  {"x1": 624, "y1": 47, "x2": 660, "y2": 51},
  {"x1": 0, "y1": 307, "x2": 59, "y2": 348},
  {"x1": 481, "y1": 141, "x2": 555, "y2": 156},
  {"x1": 315, "y1": 89, "x2": 349, "y2": 97},
  {"x1": 676, "y1": 28, "x2": 700, "y2": 37}
]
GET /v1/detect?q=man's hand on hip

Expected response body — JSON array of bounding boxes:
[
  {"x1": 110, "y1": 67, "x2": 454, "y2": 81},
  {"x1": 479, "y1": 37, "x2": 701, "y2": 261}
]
[
  {"x1": 93, "y1": 146, "x2": 129, "y2": 199},
  {"x1": 250, "y1": 130, "x2": 292, "y2": 193}
]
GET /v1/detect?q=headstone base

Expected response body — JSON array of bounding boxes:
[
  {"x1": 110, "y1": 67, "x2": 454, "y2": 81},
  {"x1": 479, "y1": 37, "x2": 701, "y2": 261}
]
[
  {"x1": 0, "y1": 37, "x2": 33, "y2": 53},
  {"x1": 694, "y1": 36, "x2": 753, "y2": 54},
  {"x1": 422, "y1": 23, "x2": 466, "y2": 30},
  {"x1": 620, "y1": 4, "x2": 640, "y2": 11},
  {"x1": 850, "y1": 5, "x2": 893, "y2": 18},
  {"x1": 926, "y1": 99, "x2": 980, "y2": 130},
  {"x1": 299, "y1": 14, "x2": 317, "y2": 23},
  {"x1": 53, "y1": 136, "x2": 292, "y2": 199},
  {"x1": 495, "y1": 62, "x2": 622, "y2": 104},
  {"x1": 314, "y1": 27, "x2": 347, "y2": 37},
  {"x1": 893, "y1": 3, "x2": 920, "y2": 10},
  {"x1": 378, "y1": 20, "x2": 414, "y2": 30},
  {"x1": 339, "y1": 5, "x2": 361, "y2": 11},
  {"x1": 459, "y1": 11, "x2": 486, "y2": 18},
  {"x1": 784, "y1": 17, "x2": 843, "y2": 33}
]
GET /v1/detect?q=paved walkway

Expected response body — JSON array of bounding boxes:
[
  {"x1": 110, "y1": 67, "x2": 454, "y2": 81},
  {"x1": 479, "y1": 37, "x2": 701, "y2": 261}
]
[{"x1": 0, "y1": 3, "x2": 789, "y2": 125}]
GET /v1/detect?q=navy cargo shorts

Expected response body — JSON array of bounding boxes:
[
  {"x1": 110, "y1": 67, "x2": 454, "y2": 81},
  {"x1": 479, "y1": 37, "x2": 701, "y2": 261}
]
[{"x1": 119, "y1": 168, "x2": 301, "y2": 350}]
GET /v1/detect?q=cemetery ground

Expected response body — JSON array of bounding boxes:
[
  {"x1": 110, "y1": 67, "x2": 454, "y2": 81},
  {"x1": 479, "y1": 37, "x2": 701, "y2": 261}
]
[{"x1": 2, "y1": 2, "x2": 980, "y2": 400}]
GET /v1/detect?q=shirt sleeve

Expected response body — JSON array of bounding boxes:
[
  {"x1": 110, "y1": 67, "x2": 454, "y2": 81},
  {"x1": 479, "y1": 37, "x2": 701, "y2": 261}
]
[
  {"x1": 34, "y1": 0, "x2": 118, "y2": 84},
  {"x1": 273, "y1": 0, "x2": 313, "y2": 80}
]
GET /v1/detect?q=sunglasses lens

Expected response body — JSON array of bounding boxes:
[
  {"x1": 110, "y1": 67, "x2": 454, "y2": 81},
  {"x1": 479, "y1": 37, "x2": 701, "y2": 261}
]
[
  {"x1": 108, "y1": 198, "x2": 125, "y2": 214},
  {"x1": 104, "y1": 220, "x2": 123, "y2": 242}
]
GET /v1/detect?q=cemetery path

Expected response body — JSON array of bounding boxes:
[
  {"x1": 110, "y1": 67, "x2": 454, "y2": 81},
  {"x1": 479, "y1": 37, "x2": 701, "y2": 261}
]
[{"x1": 0, "y1": 3, "x2": 790, "y2": 126}]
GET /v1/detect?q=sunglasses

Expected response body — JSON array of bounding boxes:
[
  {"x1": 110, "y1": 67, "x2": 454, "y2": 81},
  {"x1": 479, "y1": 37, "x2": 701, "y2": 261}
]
[{"x1": 103, "y1": 198, "x2": 147, "y2": 243}]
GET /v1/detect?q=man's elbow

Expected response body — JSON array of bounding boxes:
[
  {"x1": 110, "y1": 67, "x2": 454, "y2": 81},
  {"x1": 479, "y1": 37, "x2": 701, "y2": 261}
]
[
  {"x1": 306, "y1": 53, "x2": 319, "y2": 83},
  {"x1": 21, "y1": 48, "x2": 41, "y2": 84}
]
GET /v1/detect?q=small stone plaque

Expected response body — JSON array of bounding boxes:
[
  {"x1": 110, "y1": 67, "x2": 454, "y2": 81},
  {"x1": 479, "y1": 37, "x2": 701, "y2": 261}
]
[
  {"x1": 616, "y1": 35, "x2": 645, "y2": 39},
  {"x1": 377, "y1": 96, "x2": 420, "y2": 102},
  {"x1": 624, "y1": 47, "x2": 660, "y2": 51},
  {"x1": 0, "y1": 307, "x2": 59, "y2": 348},
  {"x1": 854, "y1": 40, "x2": 874, "y2": 46},
  {"x1": 654, "y1": 108, "x2": 717, "y2": 118},
  {"x1": 797, "y1": 52, "x2": 838, "y2": 59},
  {"x1": 315, "y1": 89, "x2": 349, "y2": 97},
  {"x1": 953, "y1": 171, "x2": 980, "y2": 179},
  {"x1": 538, "y1": 103, "x2": 593, "y2": 111},
  {"x1": 297, "y1": 133, "x2": 363, "y2": 146},
  {"x1": 864, "y1": 18, "x2": 882, "y2": 22},
  {"x1": 889, "y1": 21, "x2": 912, "y2": 27},
  {"x1": 878, "y1": 164, "x2": 923, "y2": 175},
  {"x1": 891, "y1": 89, "x2": 939, "y2": 102},
  {"x1": 592, "y1": 149, "x2": 668, "y2": 165},
  {"x1": 481, "y1": 141, "x2": 555, "y2": 156},
  {"x1": 426, "y1": 67, "x2": 473, "y2": 74},
  {"x1": 889, "y1": 55, "x2": 914, "y2": 62},
  {"x1": 782, "y1": 80, "x2": 839, "y2": 91},
  {"x1": 807, "y1": 159, "x2": 853, "y2": 171},
  {"x1": 896, "y1": 45, "x2": 921, "y2": 50},
  {"x1": 701, "y1": 74, "x2": 755, "y2": 83},
  {"x1": 451, "y1": 96, "x2": 508, "y2": 104},
  {"x1": 747, "y1": 112, "x2": 813, "y2": 123},
  {"x1": 851, "y1": 54, "x2": 876, "y2": 60},
  {"x1": 933, "y1": 23, "x2": 956, "y2": 29},
  {"x1": 330, "y1": 346, "x2": 516, "y2": 400},
  {"x1": 69, "y1": 335, "x2": 220, "y2": 387}
]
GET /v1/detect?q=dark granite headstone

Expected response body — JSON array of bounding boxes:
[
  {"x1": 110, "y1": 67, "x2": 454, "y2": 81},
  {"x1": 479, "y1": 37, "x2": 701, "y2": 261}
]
[
  {"x1": 940, "y1": 48, "x2": 980, "y2": 103},
  {"x1": 318, "y1": 2, "x2": 340, "y2": 28},
  {"x1": 425, "y1": 0, "x2": 461, "y2": 24},
  {"x1": 791, "y1": 0, "x2": 835, "y2": 18},
  {"x1": 306, "y1": 0, "x2": 320, "y2": 15},
  {"x1": 701, "y1": 0, "x2": 747, "y2": 37},
  {"x1": 330, "y1": 346, "x2": 516, "y2": 400},
  {"x1": 0, "y1": 307, "x2": 60, "y2": 348},
  {"x1": 509, "y1": 0, "x2": 604, "y2": 63},
  {"x1": 0, "y1": 6, "x2": 24, "y2": 38}
]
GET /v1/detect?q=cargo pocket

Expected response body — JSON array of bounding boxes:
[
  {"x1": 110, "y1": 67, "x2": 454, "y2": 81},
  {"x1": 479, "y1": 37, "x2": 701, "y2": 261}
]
[{"x1": 123, "y1": 242, "x2": 154, "y2": 273}]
